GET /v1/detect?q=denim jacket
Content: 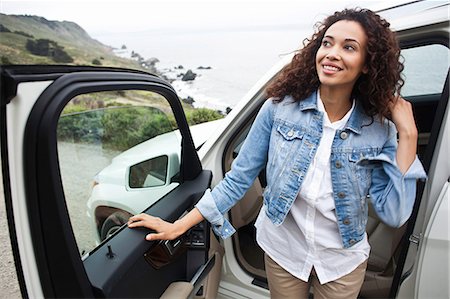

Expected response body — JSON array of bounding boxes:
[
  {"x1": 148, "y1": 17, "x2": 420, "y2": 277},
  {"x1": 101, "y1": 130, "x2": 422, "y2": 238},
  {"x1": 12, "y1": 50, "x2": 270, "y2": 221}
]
[{"x1": 196, "y1": 92, "x2": 427, "y2": 248}]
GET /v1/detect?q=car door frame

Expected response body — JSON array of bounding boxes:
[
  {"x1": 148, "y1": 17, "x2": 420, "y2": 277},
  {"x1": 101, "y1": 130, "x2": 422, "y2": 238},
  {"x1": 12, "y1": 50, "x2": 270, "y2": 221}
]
[
  {"x1": 1, "y1": 65, "x2": 213, "y2": 298},
  {"x1": 389, "y1": 31, "x2": 450, "y2": 296}
]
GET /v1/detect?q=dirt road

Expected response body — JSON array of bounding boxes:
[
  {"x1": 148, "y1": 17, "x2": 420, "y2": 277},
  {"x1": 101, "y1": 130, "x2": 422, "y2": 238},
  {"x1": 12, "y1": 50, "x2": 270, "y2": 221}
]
[
  {"x1": 0, "y1": 141, "x2": 119, "y2": 298},
  {"x1": 0, "y1": 162, "x2": 21, "y2": 299}
]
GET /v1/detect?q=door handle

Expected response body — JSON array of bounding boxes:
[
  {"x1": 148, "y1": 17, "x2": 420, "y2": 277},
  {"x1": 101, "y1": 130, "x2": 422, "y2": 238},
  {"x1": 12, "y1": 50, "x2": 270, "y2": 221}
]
[{"x1": 163, "y1": 236, "x2": 185, "y2": 256}]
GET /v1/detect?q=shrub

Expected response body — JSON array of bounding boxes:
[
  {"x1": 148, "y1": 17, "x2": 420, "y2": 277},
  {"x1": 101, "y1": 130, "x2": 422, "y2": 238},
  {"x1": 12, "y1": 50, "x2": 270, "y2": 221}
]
[
  {"x1": 26, "y1": 38, "x2": 73, "y2": 63},
  {"x1": 14, "y1": 30, "x2": 33, "y2": 38},
  {"x1": 1, "y1": 56, "x2": 12, "y2": 65},
  {"x1": 92, "y1": 58, "x2": 102, "y2": 65},
  {"x1": 0, "y1": 24, "x2": 11, "y2": 32},
  {"x1": 26, "y1": 39, "x2": 49, "y2": 56},
  {"x1": 57, "y1": 105, "x2": 221, "y2": 151},
  {"x1": 52, "y1": 47, "x2": 73, "y2": 63},
  {"x1": 101, "y1": 107, "x2": 176, "y2": 150},
  {"x1": 186, "y1": 108, "x2": 223, "y2": 125},
  {"x1": 57, "y1": 110, "x2": 103, "y2": 143}
]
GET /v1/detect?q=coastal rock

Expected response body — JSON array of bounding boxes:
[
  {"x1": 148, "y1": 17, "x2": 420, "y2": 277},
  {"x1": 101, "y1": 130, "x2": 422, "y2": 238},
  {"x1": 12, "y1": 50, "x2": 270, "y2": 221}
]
[
  {"x1": 160, "y1": 74, "x2": 173, "y2": 83},
  {"x1": 182, "y1": 96, "x2": 195, "y2": 105},
  {"x1": 145, "y1": 57, "x2": 160, "y2": 66},
  {"x1": 181, "y1": 69, "x2": 197, "y2": 81}
]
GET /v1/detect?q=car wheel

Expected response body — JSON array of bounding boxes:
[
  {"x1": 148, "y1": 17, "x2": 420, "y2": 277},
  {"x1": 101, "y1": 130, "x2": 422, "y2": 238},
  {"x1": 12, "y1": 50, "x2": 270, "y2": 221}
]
[{"x1": 100, "y1": 211, "x2": 132, "y2": 241}]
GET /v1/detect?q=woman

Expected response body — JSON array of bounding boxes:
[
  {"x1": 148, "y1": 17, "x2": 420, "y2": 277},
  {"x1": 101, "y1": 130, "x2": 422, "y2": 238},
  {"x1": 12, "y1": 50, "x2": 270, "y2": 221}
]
[{"x1": 128, "y1": 8, "x2": 426, "y2": 298}]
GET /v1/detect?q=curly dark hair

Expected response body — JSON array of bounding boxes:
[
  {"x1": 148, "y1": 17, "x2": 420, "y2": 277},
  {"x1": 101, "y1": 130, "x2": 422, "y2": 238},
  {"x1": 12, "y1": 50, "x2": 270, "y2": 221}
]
[{"x1": 265, "y1": 8, "x2": 404, "y2": 118}]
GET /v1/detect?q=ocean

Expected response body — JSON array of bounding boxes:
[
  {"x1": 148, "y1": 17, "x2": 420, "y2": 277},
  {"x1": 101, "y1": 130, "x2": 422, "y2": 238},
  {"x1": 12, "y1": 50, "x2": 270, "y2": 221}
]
[
  {"x1": 94, "y1": 26, "x2": 311, "y2": 111},
  {"x1": 93, "y1": 27, "x2": 449, "y2": 111}
]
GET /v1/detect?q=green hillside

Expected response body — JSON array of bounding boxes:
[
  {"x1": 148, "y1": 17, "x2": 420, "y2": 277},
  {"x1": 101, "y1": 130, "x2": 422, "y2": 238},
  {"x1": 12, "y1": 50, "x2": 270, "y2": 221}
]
[
  {"x1": 0, "y1": 13, "x2": 145, "y2": 70},
  {"x1": 0, "y1": 13, "x2": 225, "y2": 121}
]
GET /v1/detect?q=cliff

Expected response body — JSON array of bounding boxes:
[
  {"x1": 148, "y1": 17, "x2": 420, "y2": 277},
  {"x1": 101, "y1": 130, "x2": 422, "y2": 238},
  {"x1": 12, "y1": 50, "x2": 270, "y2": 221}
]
[{"x1": 0, "y1": 13, "x2": 144, "y2": 70}]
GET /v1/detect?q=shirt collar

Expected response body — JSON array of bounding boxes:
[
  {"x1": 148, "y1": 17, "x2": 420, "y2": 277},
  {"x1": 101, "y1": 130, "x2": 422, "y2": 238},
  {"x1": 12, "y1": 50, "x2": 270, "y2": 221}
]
[
  {"x1": 317, "y1": 89, "x2": 355, "y2": 130},
  {"x1": 295, "y1": 91, "x2": 367, "y2": 135}
]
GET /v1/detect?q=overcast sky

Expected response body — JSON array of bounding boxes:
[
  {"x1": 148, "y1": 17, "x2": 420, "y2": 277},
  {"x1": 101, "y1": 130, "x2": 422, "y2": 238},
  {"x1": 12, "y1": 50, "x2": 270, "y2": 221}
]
[{"x1": 0, "y1": 0, "x2": 402, "y2": 35}]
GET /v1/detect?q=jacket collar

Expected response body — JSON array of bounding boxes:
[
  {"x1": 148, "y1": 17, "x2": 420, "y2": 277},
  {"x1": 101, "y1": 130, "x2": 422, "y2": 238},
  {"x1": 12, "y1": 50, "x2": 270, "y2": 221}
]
[
  {"x1": 344, "y1": 102, "x2": 369, "y2": 135},
  {"x1": 297, "y1": 91, "x2": 369, "y2": 135},
  {"x1": 298, "y1": 91, "x2": 318, "y2": 111}
]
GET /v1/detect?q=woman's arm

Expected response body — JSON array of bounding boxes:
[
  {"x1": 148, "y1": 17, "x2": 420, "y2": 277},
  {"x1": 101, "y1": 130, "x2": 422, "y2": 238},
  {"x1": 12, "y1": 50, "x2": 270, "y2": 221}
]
[
  {"x1": 389, "y1": 96, "x2": 418, "y2": 173},
  {"x1": 128, "y1": 99, "x2": 276, "y2": 241},
  {"x1": 366, "y1": 96, "x2": 426, "y2": 227},
  {"x1": 127, "y1": 207, "x2": 204, "y2": 241}
]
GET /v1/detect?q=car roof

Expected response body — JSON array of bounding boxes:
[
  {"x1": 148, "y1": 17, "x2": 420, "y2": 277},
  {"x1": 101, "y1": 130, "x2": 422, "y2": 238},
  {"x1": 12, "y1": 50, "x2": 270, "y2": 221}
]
[
  {"x1": 256, "y1": 0, "x2": 450, "y2": 90},
  {"x1": 375, "y1": 0, "x2": 449, "y2": 32}
]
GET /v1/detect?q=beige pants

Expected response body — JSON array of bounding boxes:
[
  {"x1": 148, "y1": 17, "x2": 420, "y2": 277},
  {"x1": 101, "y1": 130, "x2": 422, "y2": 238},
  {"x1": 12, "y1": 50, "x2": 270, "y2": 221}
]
[{"x1": 264, "y1": 254, "x2": 367, "y2": 299}]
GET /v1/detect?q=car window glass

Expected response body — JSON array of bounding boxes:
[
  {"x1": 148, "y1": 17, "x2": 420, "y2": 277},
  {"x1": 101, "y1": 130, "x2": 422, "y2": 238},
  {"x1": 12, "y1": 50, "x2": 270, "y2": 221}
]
[
  {"x1": 56, "y1": 90, "x2": 180, "y2": 256},
  {"x1": 401, "y1": 44, "x2": 449, "y2": 97},
  {"x1": 400, "y1": 43, "x2": 449, "y2": 159}
]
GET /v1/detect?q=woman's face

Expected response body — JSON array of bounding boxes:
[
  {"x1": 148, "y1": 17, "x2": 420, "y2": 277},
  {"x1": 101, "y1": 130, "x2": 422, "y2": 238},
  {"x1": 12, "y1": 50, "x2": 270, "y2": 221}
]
[{"x1": 315, "y1": 20, "x2": 368, "y2": 92}]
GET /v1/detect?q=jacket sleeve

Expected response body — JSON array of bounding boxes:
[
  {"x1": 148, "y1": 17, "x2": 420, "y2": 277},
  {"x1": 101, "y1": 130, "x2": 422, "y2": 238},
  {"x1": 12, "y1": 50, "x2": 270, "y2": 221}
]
[
  {"x1": 361, "y1": 123, "x2": 427, "y2": 227},
  {"x1": 195, "y1": 99, "x2": 276, "y2": 238}
]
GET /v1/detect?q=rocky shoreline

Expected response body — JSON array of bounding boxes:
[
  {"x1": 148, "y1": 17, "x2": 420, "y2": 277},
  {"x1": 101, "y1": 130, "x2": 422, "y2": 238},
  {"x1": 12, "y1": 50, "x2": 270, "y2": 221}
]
[
  {"x1": 112, "y1": 45, "x2": 230, "y2": 113},
  {"x1": 114, "y1": 45, "x2": 211, "y2": 82}
]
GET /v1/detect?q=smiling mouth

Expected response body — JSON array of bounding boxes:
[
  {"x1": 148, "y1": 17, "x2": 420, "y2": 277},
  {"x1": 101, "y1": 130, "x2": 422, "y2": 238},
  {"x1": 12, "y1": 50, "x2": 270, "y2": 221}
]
[{"x1": 323, "y1": 65, "x2": 342, "y2": 72}]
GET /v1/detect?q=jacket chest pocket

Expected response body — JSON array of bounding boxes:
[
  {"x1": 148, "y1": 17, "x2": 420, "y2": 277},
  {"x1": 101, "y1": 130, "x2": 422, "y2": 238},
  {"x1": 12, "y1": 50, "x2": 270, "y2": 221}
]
[
  {"x1": 269, "y1": 123, "x2": 306, "y2": 170},
  {"x1": 277, "y1": 123, "x2": 305, "y2": 141},
  {"x1": 348, "y1": 149, "x2": 378, "y2": 196}
]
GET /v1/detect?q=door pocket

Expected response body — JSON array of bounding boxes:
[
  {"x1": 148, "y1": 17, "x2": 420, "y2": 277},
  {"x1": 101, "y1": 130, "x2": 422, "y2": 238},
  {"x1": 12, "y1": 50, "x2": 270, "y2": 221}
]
[
  {"x1": 143, "y1": 219, "x2": 209, "y2": 270},
  {"x1": 144, "y1": 235, "x2": 189, "y2": 270}
]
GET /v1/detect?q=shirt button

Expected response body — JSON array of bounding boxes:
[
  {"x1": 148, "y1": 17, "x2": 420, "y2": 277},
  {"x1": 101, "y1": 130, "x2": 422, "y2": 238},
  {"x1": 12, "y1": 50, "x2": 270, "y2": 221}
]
[
  {"x1": 335, "y1": 161, "x2": 342, "y2": 168},
  {"x1": 340, "y1": 131, "x2": 348, "y2": 140},
  {"x1": 338, "y1": 192, "x2": 346, "y2": 198},
  {"x1": 343, "y1": 219, "x2": 351, "y2": 225}
]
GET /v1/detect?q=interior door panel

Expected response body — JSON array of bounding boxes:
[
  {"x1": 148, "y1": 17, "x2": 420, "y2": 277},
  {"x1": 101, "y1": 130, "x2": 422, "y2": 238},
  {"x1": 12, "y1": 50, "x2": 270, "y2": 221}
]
[
  {"x1": 85, "y1": 170, "x2": 212, "y2": 298},
  {"x1": 0, "y1": 66, "x2": 214, "y2": 298}
]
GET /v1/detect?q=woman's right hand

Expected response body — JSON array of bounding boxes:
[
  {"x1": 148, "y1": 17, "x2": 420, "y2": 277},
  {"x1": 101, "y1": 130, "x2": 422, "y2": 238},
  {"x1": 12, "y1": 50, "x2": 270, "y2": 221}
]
[
  {"x1": 127, "y1": 213, "x2": 184, "y2": 241},
  {"x1": 127, "y1": 208, "x2": 205, "y2": 241}
]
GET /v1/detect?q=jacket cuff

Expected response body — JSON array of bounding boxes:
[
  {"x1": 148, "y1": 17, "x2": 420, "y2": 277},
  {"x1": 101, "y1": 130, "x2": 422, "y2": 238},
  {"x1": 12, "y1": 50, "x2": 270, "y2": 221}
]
[
  {"x1": 402, "y1": 156, "x2": 427, "y2": 180},
  {"x1": 195, "y1": 189, "x2": 236, "y2": 239},
  {"x1": 359, "y1": 153, "x2": 427, "y2": 180}
]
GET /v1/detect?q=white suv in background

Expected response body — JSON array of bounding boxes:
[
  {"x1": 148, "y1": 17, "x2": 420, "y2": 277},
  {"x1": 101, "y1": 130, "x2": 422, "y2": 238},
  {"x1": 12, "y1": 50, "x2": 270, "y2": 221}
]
[
  {"x1": 1, "y1": 1, "x2": 448, "y2": 298},
  {"x1": 87, "y1": 119, "x2": 223, "y2": 242}
]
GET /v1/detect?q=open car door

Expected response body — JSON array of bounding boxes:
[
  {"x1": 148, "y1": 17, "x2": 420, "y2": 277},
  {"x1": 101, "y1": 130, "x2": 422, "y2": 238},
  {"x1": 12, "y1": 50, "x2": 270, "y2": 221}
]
[{"x1": 1, "y1": 65, "x2": 217, "y2": 298}]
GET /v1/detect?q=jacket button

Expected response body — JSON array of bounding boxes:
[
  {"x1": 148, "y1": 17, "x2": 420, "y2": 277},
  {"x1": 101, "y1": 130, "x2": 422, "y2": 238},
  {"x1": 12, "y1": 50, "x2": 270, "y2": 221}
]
[
  {"x1": 287, "y1": 130, "x2": 294, "y2": 137},
  {"x1": 340, "y1": 131, "x2": 348, "y2": 140},
  {"x1": 349, "y1": 239, "x2": 356, "y2": 245},
  {"x1": 343, "y1": 219, "x2": 351, "y2": 225},
  {"x1": 335, "y1": 161, "x2": 342, "y2": 168},
  {"x1": 338, "y1": 192, "x2": 345, "y2": 198}
]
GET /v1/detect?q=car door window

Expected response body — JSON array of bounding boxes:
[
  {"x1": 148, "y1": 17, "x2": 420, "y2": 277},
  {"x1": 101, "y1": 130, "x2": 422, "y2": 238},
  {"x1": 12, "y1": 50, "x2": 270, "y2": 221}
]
[
  {"x1": 401, "y1": 44, "x2": 449, "y2": 97},
  {"x1": 400, "y1": 43, "x2": 449, "y2": 159},
  {"x1": 56, "y1": 90, "x2": 180, "y2": 256}
]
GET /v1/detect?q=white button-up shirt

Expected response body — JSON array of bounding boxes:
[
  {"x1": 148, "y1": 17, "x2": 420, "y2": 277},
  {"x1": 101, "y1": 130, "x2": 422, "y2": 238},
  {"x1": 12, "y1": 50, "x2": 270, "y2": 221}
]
[{"x1": 255, "y1": 92, "x2": 370, "y2": 284}]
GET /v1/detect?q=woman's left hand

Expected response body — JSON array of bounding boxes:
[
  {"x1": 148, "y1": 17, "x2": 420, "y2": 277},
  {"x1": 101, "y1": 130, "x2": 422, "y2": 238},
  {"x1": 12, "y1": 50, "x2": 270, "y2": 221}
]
[
  {"x1": 389, "y1": 96, "x2": 418, "y2": 174},
  {"x1": 388, "y1": 96, "x2": 418, "y2": 137}
]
